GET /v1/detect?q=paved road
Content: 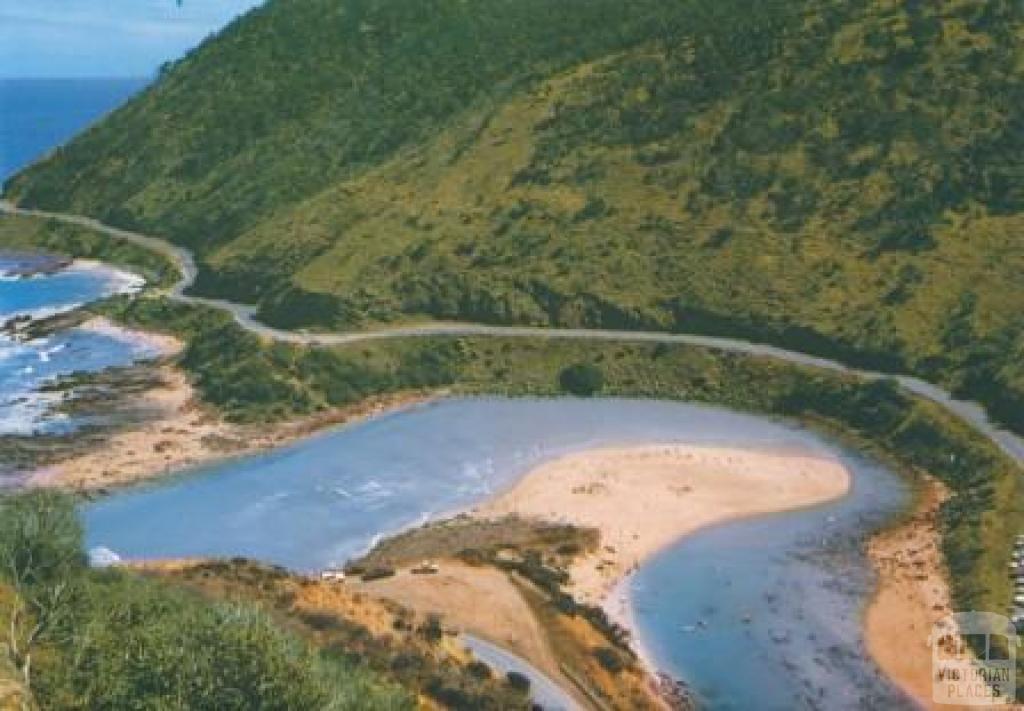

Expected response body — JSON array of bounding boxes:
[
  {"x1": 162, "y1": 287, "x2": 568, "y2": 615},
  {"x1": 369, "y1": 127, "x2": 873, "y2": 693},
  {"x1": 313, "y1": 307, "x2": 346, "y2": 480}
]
[
  {"x1": 3, "y1": 200, "x2": 1021, "y2": 466},
  {"x1": 462, "y1": 634, "x2": 582, "y2": 711}
]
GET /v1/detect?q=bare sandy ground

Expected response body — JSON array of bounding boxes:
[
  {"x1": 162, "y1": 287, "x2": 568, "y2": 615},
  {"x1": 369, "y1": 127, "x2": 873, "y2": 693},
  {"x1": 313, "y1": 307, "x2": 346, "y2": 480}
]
[
  {"x1": 865, "y1": 480, "x2": 975, "y2": 711},
  {"x1": 351, "y1": 562, "x2": 561, "y2": 678},
  {"x1": 472, "y1": 444, "x2": 852, "y2": 606}
]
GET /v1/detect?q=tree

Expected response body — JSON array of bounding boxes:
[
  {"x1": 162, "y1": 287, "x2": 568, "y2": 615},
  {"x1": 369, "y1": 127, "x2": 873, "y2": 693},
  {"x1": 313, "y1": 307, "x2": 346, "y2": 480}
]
[
  {"x1": 0, "y1": 491, "x2": 85, "y2": 692},
  {"x1": 558, "y1": 363, "x2": 605, "y2": 396},
  {"x1": 505, "y1": 671, "x2": 531, "y2": 694}
]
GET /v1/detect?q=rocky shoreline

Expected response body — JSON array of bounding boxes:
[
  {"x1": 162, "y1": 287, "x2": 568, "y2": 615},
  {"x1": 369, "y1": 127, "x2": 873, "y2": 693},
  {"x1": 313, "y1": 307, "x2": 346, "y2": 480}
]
[
  {"x1": 1, "y1": 307, "x2": 91, "y2": 342},
  {"x1": 0, "y1": 249, "x2": 71, "y2": 277},
  {"x1": 0, "y1": 363, "x2": 174, "y2": 484}
]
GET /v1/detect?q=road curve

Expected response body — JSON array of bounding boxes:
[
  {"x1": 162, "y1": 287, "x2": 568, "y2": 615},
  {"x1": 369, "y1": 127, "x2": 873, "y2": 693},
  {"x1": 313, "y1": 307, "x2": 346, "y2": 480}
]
[
  {"x1": 461, "y1": 634, "x2": 582, "y2": 711},
  {"x1": 3, "y1": 200, "x2": 1021, "y2": 466}
]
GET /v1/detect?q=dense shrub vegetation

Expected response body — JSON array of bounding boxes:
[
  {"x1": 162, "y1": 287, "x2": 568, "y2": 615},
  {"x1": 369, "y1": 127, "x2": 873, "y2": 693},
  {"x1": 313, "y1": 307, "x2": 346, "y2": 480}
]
[
  {"x1": 0, "y1": 215, "x2": 178, "y2": 289},
  {"x1": 0, "y1": 493, "x2": 410, "y2": 709},
  {"x1": 6, "y1": 0, "x2": 1022, "y2": 433},
  {"x1": 558, "y1": 363, "x2": 605, "y2": 397},
  {"x1": 170, "y1": 560, "x2": 535, "y2": 710},
  {"x1": 100, "y1": 295, "x2": 462, "y2": 422}
]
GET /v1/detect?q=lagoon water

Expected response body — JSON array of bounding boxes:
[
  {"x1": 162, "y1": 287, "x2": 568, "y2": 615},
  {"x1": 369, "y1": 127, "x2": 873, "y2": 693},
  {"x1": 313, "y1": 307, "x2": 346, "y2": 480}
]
[
  {"x1": 629, "y1": 448, "x2": 911, "y2": 709},
  {"x1": 85, "y1": 397, "x2": 913, "y2": 709}
]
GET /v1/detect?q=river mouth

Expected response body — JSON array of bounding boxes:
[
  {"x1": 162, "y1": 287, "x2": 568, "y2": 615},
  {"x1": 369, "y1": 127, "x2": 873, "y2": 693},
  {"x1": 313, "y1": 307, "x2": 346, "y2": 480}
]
[
  {"x1": 626, "y1": 446, "x2": 912, "y2": 709},
  {"x1": 82, "y1": 396, "x2": 912, "y2": 708}
]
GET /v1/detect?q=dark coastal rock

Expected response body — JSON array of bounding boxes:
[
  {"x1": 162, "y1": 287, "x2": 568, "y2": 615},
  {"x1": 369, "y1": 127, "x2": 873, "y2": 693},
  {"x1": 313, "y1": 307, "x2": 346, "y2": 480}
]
[
  {"x1": 653, "y1": 672, "x2": 696, "y2": 710},
  {"x1": 0, "y1": 364, "x2": 171, "y2": 485},
  {"x1": 0, "y1": 250, "x2": 72, "y2": 278},
  {"x1": 2, "y1": 309, "x2": 91, "y2": 342}
]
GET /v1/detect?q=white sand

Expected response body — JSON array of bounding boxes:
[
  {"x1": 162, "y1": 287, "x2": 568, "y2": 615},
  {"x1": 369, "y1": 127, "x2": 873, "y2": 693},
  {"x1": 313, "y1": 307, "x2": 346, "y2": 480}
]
[{"x1": 473, "y1": 443, "x2": 851, "y2": 606}]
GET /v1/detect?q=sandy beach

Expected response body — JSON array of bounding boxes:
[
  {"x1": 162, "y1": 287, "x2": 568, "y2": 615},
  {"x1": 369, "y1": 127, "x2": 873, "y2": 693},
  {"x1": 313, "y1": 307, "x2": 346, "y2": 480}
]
[
  {"x1": 472, "y1": 444, "x2": 852, "y2": 607},
  {"x1": 76, "y1": 315, "x2": 182, "y2": 355},
  {"x1": 347, "y1": 443, "x2": 851, "y2": 708},
  {"x1": 466, "y1": 444, "x2": 853, "y2": 695},
  {"x1": 865, "y1": 480, "x2": 969, "y2": 710}
]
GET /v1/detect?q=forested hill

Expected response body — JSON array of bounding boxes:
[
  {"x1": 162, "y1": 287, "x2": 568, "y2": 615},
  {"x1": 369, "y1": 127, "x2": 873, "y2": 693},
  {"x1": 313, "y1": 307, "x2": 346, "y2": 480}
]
[{"x1": 5, "y1": 0, "x2": 1023, "y2": 431}]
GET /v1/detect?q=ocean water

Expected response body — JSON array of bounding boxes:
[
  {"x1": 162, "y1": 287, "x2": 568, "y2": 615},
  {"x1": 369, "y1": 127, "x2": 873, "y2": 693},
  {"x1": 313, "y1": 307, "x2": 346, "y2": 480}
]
[
  {"x1": 0, "y1": 256, "x2": 154, "y2": 436},
  {"x1": 84, "y1": 397, "x2": 912, "y2": 709},
  {"x1": 0, "y1": 78, "x2": 154, "y2": 439},
  {"x1": 0, "y1": 78, "x2": 148, "y2": 182}
]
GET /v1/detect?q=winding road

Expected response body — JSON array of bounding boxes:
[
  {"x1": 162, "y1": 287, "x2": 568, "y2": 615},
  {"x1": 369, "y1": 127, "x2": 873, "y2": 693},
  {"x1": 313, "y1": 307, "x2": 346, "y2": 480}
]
[
  {"x1": 461, "y1": 634, "x2": 582, "y2": 711},
  {"x1": 3, "y1": 200, "x2": 1022, "y2": 466}
]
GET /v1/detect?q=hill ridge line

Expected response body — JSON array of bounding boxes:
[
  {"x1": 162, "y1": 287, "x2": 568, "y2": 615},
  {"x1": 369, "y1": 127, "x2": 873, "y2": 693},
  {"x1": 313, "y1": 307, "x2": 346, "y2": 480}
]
[{"x1": 2, "y1": 199, "x2": 1020, "y2": 466}]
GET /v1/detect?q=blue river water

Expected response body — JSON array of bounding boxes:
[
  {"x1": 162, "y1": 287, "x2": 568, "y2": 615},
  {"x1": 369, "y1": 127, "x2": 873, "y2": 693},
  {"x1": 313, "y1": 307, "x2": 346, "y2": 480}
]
[
  {"x1": 84, "y1": 397, "x2": 914, "y2": 709},
  {"x1": 0, "y1": 256, "x2": 154, "y2": 436}
]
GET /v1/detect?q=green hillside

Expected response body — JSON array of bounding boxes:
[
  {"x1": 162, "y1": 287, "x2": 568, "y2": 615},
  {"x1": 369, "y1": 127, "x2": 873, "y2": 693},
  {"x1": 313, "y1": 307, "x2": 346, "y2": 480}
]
[{"x1": 6, "y1": 0, "x2": 1023, "y2": 430}]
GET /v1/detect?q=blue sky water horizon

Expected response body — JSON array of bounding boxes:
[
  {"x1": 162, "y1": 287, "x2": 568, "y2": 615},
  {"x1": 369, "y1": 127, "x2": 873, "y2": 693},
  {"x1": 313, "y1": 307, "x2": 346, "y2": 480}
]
[{"x1": 0, "y1": 0, "x2": 263, "y2": 79}]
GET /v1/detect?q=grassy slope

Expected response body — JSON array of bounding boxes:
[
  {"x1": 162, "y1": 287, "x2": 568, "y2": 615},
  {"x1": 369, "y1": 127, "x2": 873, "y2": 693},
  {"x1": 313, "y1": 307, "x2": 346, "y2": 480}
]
[
  {"x1": 5, "y1": 0, "x2": 1022, "y2": 431},
  {"x1": 4, "y1": 0, "x2": 691, "y2": 253},
  {"x1": 0, "y1": 587, "x2": 33, "y2": 710}
]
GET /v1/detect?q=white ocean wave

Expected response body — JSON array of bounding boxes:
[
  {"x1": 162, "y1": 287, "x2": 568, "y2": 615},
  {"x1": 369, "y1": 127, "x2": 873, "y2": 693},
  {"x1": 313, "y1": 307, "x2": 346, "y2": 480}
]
[
  {"x1": 72, "y1": 318, "x2": 165, "y2": 358},
  {"x1": 66, "y1": 260, "x2": 146, "y2": 298},
  {"x1": 0, "y1": 259, "x2": 152, "y2": 437},
  {"x1": 0, "y1": 390, "x2": 62, "y2": 435},
  {"x1": 0, "y1": 267, "x2": 55, "y2": 282},
  {"x1": 37, "y1": 343, "x2": 66, "y2": 363},
  {"x1": 0, "y1": 341, "x2": 28, "y2": 363},
  {"x1": 0, "y1": 261, "x2": 145, "y2": 324}
]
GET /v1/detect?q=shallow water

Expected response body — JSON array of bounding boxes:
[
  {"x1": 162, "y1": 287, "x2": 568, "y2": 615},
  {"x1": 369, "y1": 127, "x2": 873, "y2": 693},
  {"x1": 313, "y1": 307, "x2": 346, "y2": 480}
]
[
  {"x1": 84, "y1": 397, "x2": 911, "y2": 708},
  {"x1": 628, "y1": 448, "x2": 912, "y2": 709},
  {"x1": 0, "y1": 259, "x2": 141, "y2": 322},
  {"x1": 0, "y1": 256, "x2": 153, "y2": 435}
]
